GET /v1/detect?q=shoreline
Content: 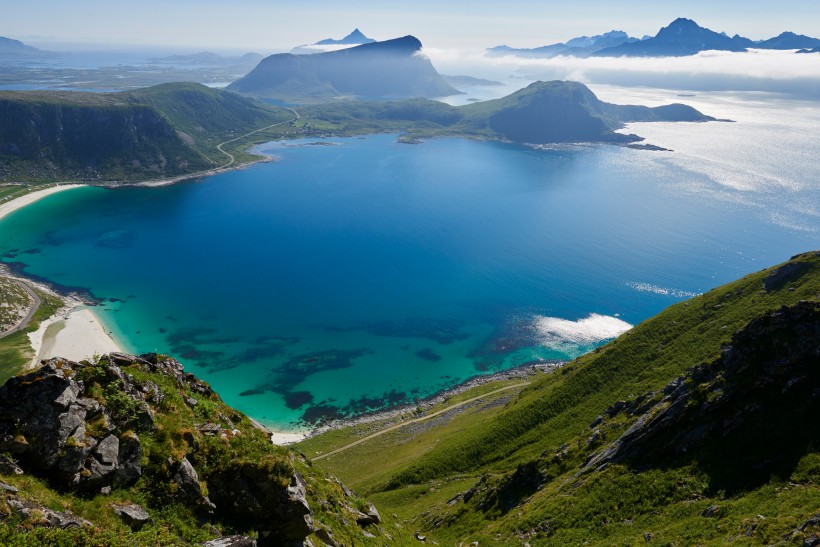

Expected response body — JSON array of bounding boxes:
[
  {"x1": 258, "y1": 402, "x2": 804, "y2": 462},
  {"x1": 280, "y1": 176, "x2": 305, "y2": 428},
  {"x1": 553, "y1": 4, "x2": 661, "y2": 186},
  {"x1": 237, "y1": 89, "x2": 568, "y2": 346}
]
[
  {"x1": 0, "y1": 184, "x2": 86, "y2": 222},
  {"x1": 98, "y1": 156, "x2": 273, "y2": 188},
  {"x1": 0, "y1": 186, "x2": 125, "y2": 368},
  {"x1": 294, "y1": 361, "x2": 564, "y2": 445},
  {"x1": 28, "y1": 303, "x2": 124, "y2": 369}
]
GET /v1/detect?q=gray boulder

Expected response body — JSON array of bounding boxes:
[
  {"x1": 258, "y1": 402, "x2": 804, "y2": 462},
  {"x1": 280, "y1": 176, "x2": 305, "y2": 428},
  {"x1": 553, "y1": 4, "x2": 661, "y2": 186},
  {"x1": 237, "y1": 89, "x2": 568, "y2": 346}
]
[{"x1": 112, "y1": 503, "x2": 151, "y2": 531}]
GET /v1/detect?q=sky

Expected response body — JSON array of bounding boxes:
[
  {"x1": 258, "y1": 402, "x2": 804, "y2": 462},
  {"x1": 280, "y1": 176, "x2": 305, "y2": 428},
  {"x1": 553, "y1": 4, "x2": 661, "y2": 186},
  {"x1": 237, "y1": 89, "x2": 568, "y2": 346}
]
[{"x1": 6, "y1": 0, "x2": 820, "y2": 53}]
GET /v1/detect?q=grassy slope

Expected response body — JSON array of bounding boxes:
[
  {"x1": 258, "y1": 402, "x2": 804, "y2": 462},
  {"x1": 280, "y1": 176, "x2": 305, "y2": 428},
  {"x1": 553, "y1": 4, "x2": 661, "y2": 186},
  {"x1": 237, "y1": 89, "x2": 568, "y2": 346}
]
[
  {"x1": 0, "y1": 285, "x2": 62, "y2": 384},
  {"x1": 299, "y1": 251, "x2": 820, "y2": 544}
]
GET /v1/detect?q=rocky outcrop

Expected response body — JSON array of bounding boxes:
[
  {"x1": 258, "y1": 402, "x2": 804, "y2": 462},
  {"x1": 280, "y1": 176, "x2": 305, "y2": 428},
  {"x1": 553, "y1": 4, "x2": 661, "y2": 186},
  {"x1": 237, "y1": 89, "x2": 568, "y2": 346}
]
[
  {"x1": 583, "y1": 301, "x2": 820, "y2": 482},
  {"x1": 1, "y1": 483, "x2": 92, "y2": 530},
  {"x1": 208, "y1": 466, "x2": 314, "y2": 546},
  {"x1": 0, "y1": 352, "x2": 381, "y2": 545},
  {"x1": 0, "y1": 357, "x2": 149, "y2": 490}
]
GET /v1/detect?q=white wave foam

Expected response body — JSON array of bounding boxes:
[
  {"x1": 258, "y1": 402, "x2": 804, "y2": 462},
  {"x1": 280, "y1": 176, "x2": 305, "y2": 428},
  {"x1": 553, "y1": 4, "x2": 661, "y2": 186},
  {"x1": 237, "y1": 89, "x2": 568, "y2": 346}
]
[
  {"x1": 626, "y1": 282, "x2": 701, "y2": 298},
  {"x1": 533, "y1": 313, "x2": 632, "y2": 352}
]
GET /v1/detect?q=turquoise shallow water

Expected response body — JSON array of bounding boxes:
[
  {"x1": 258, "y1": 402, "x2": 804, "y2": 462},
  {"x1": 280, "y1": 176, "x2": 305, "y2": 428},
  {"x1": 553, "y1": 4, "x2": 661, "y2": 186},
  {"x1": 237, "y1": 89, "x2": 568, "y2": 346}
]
[{"x1": 1, "y1": 134, "x2": 817, "y2": 429}]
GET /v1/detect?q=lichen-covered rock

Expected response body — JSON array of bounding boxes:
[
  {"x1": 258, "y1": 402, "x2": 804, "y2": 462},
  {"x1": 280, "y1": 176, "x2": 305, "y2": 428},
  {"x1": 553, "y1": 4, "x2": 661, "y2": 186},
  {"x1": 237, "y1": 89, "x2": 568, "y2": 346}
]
[
  {"x1": 203, "y1": 536, "x2": 257, "y2": 547},
  {"x1": 0, "y1": 357, "x2": 150, "y2": 490},
  {"x1": 170, "y1": 456, "x2": 215, "y2": 511},
  {"x1": 112, "y1": 503, "x2": 151, "y2": 531}
]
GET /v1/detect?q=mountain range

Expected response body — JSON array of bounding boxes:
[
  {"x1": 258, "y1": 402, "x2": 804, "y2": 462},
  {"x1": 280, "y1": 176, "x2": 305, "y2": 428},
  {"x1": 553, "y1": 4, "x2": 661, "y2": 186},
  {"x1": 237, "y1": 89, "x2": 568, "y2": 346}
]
[
  {"x1": 0, "y1": 80, "x2": 712, "y2": 182},
  {"x1": 290, "y1": 28, "x2": 375, "y2": 55},
  {"x1": 488, "y1": 18, "x2": 820, "y2": 58},
  {"x1": 487, "y1": 30, "x2": 642, "y2": 58},
  {"x1": 229, "y1": 35, "x2": 460, "y2": 101}
]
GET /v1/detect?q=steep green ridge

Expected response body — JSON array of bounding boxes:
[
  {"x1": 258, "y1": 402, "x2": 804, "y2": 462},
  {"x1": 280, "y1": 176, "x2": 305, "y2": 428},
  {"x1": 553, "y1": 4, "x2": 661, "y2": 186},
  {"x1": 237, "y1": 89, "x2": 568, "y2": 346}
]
[
  {"x1": 299, "y1": 252, "x2": 820, "y2": 544},
  {"x1": 298, "y1": 80, "x2": 714, "y2": 144},
  {"x1": 0, "y1": 83, "x2": 294, "y2": 183}
]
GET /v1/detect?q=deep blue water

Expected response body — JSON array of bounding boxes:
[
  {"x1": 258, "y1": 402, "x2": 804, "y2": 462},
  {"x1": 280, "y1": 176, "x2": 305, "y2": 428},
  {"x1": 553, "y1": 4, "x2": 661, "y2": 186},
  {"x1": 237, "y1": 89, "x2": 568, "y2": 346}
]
[{"x1": 0, "y1": 134, "x2": 816, "y2": 429}]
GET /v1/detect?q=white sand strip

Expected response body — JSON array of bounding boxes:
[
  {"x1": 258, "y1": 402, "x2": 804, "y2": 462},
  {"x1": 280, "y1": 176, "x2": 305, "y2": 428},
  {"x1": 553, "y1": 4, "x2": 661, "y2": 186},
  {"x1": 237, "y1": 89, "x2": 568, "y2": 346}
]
[
  {"x1": 29, "y1": 306, "x2": 122, "y2": 367},
  {"x1": 270, "y1": 431, "x2": 308, "y2": 446},
  {"x1": 0, "y1": 184, "x2": 85, "y2": 222}
]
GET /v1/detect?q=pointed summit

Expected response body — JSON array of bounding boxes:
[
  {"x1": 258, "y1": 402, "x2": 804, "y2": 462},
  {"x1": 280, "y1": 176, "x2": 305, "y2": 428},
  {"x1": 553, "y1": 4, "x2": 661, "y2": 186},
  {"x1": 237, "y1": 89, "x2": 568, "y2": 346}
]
[
  {"x1": 316, "y1": 29, "x2": 376, "y2": 46},
  {"x1": 344, "y1": 29, "x2": 369, "y2": 42},
  {"x1": 594, "y1": 17, "x2": 752, "y2": 56}
]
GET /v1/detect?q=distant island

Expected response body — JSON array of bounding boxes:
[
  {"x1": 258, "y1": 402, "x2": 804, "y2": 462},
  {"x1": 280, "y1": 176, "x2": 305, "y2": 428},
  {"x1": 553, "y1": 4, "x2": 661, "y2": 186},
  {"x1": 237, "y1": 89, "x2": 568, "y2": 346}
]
[
  {"x1": 300, "y1": 80, "x2": 715, "y2": 146},
  {"x1": 0, "y1": 80, "x2": 714, "y2": 183},
  {"x1": 148, "y1": 51, "x2": 264, "y2": 67},
  {"x1": 0, "y1": 35, "x2": 57, "y2": 60},
  {"x1": 229, "y1": 35, "x2": 461, "y2": 101},
  {"x1": 291, "y1": 28, "x2": 376, "y2": 54},
  {"x1": 488, "y1": 18, "x2": 820, "y2": 58},
  {"x1": 442, "y1": 75, "x2": 504, "y2": 87}
]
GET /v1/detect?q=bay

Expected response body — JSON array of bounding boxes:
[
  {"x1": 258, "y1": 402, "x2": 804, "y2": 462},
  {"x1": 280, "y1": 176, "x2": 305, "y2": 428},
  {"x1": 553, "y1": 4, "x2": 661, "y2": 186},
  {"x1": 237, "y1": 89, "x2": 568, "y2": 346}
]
[{"x1": 0, "y1": 121, "x2": 816, "y2": 430}]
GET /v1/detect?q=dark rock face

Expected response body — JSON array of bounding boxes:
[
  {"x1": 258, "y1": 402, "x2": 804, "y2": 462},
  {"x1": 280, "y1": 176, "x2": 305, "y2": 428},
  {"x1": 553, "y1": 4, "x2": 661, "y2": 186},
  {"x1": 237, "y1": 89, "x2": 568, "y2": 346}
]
[
  {"x1": 0, "y1": 358, "x2": 149, "y2": 490},
  {"x1": 208, "y1": 466, "x2": 314, "y2": 546},
  {"x1": 764, "y1": 252, "x2": 817, "y2": 291},
  {"x1": 583, "y1": 301, "x2": 820, "y2": 491}
]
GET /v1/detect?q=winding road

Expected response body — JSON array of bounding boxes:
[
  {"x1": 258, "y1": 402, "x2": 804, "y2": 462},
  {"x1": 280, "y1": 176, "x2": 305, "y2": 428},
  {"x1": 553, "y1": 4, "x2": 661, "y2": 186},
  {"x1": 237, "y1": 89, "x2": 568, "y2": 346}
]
[
  {"x1": 312, "y1": 382, "x2": 531, "y2": 461},
  {"x1": 0, "y1": 280, "x2": 40, "y2": 339},
  {"x1": 216, "y1": 107, "x2": 300, "y2": 168}
]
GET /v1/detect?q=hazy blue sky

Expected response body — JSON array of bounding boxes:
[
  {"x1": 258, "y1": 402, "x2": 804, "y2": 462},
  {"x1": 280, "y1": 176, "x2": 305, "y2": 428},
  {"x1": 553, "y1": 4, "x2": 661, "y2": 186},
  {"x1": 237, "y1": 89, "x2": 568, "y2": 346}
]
[{"x1": 7, "y1": 1, "x2": 820, "y2": 52}]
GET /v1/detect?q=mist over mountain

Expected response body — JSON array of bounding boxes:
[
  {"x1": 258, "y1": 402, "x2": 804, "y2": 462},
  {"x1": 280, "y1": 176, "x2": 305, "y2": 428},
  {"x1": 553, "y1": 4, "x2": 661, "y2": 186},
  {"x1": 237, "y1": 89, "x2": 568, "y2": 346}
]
[
  {"x1": 229, "y1": 35, "x2": 460, "y2": 101},
  {"x1": 291, "y1": 28, "x2": 375, "y2": 55},
  {"x1": 758, "y1": 32, "x2": 820, "y2": 50},
  {"x1": 488, "y1": 19, "x2": 820, "y2": 59},
  {"x1": 486, "y1": 30, "x2": 641, "y2": 59},
  {"x1": 594, "y1": 18, "x2": 752, "y2": 57}
]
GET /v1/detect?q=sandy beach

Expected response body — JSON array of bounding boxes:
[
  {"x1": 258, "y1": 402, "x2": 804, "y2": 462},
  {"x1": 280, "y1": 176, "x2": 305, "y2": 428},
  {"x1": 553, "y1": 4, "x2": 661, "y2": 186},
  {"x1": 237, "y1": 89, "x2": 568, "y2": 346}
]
[
  {"x1": 0, "y1": 184, "x2": 123, "y2": 367},
  {"x1": 0, "y1": 184, "x2": 85, "y2": 222},
  {"x1": 28, "y1": 304, "x2": 123, "y2": 367}
]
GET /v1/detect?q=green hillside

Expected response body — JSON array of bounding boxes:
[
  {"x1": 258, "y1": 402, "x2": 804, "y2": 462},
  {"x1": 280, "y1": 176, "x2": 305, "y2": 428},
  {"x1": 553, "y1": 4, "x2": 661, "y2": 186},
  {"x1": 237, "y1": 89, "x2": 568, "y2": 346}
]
[
  {"x1": 0, "y1": 83, "x2": 296, "y2": 183},
  {"x1": 296, "y1": 80, "x2": 714, "y2": 144},
  {"x1": 298, "y1": 251, "x2": 820, "y2": 545}
]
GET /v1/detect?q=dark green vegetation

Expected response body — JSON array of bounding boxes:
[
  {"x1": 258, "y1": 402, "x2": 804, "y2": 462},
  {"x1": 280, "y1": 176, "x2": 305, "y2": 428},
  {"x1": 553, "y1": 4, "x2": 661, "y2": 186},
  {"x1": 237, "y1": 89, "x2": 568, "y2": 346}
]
[
  {"x1": 299, "y1": 81, "x2": 714, "y2": 145},
  {"x1": 0, "y1": 83, "x2": 297, "y2": 183},
  {"x1": 298, "y1": 251, "x2": 820, "y2": 544},
  {"x1": 0, "y1": 353, "x2": 410, "y2": 545},
  {"x1": 229, "y1": 35, "x2": 460, "y2": 101},
  {"x1": 0, "y1": 80, "x2": 712, "y2": 184}
]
